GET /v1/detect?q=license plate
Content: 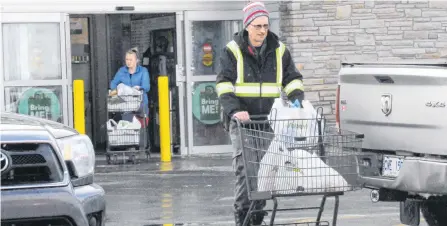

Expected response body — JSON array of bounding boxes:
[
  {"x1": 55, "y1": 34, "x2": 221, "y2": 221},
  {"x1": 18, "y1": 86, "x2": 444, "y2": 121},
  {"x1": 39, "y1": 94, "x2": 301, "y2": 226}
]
[{"x1": 382, "y1": 155, "x2": 404, "y2": 178}]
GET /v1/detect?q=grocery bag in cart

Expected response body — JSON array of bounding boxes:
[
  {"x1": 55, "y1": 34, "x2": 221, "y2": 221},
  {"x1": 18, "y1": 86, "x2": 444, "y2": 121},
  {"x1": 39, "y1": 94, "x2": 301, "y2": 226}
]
[
  {"x1": 268, "y1": 98, "x2": 324, "y2": 144},
  {"x1": 108, "y1": 84, "x2": 143, "y2": 112},
  {"x1": 106, "y1": 117, "x2": 142, "y2": 146},
  {"x1": 258, "y1": 143, "x2": 348, "y2": 194},
  {"x1": 258, "y1": 98, "x2": 347, "y2": 194}
]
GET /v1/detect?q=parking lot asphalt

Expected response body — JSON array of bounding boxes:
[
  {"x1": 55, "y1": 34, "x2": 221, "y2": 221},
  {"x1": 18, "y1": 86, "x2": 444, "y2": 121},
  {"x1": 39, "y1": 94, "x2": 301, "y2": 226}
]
[{"x1": 94, "y1": 154, "x2": 427, "y2": 226}]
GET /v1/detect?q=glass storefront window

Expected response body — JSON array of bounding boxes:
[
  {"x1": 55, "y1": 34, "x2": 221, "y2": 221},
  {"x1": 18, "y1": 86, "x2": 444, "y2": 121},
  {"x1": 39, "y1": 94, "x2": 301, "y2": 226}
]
[
  {"x1": 191, "y1": 20, "x2": 243, "y2": 76},
  {"x1": 4, "y1": 86, "x2": 64, "y2": 123},
  {"x1": 192, "y1": 81, "x2": 230, "y2": 146},
  {"x1": 189, "y1": 19, "x2": 243, "y2": 147},
  {"x1": 2, "y1": 23, "x2": 62, "y2": 81}
]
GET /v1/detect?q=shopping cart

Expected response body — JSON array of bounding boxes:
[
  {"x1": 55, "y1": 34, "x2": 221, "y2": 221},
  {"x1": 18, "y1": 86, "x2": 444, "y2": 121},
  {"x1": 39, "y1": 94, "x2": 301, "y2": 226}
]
[
  {"x1": 234, "y1": 107, "x2": 365, "y2": 226},
  {"x1": 106, "y1": 91, "x2": 151, "y2": 164}
]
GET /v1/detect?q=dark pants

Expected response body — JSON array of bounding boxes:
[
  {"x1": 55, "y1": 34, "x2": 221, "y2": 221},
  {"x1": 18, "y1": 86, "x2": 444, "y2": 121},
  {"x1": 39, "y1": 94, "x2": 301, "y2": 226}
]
[{"x1": 230, "y1": 120, "x2": 273, "y2": 214}]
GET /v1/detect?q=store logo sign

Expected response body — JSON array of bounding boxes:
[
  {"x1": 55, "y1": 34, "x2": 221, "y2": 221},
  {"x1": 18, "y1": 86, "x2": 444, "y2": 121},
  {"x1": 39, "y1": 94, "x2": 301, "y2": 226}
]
[
  {"x1": 193, "y1": 83, "x2": 221, "y2": 125},
  {"x1": 17, "y1": 88, "x2": 61, "y2": 122}
]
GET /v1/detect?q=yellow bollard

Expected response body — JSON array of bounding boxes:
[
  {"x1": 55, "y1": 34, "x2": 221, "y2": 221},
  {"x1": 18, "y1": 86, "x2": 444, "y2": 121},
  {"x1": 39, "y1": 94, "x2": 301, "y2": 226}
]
[
  {"x1": 158, "y1": 75, "x2": 171, "y2": 162},
  {"x1": 73, "y1": 80, "x2": 85, "y2": 134}
]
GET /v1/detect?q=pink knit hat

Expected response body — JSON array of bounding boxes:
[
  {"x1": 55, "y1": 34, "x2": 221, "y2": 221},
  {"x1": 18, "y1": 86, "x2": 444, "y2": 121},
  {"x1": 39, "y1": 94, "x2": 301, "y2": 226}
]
[{"x1": 243, "y1": 1, "x2": 269, "y2": 28}]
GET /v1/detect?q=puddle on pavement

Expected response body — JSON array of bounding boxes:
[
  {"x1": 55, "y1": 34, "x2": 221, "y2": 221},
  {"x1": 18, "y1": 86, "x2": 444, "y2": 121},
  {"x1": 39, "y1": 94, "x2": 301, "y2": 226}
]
[{"x1": 160, "y1": 162, "x2": 174, "y2": 171}]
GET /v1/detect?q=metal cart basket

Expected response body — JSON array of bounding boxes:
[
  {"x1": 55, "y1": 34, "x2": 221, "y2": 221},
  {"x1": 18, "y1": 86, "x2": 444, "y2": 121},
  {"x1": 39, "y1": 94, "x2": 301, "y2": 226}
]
[
  {"x1": 106, "y1": 91, "x2": 151, "y2": 164},
  {"x1": 235, "y1": 107, "x2": 365, "y2": 226}
]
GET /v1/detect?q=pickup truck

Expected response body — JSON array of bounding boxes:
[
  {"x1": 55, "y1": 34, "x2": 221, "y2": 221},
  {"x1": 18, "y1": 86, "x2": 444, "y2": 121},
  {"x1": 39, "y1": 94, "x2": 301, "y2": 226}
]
[
  {"x1": 336, "y1": 60, "x2": 447, "y2": 226},
  {"x1": 1, "y1": 112, "x2": 106, "y2": 226}
]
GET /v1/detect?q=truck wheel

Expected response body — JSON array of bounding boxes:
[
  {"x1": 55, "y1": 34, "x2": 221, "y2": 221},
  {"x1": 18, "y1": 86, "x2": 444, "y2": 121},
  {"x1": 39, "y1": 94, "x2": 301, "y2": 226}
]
[{"x1": 421, "y1": 201, "x2": 447, "y2": 226}]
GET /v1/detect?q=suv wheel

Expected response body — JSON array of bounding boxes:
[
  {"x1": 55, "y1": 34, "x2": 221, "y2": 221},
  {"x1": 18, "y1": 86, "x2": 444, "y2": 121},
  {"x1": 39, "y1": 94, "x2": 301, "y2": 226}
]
[{"x1": 421, "y1": 201, "x2": 447, "y2": 226}]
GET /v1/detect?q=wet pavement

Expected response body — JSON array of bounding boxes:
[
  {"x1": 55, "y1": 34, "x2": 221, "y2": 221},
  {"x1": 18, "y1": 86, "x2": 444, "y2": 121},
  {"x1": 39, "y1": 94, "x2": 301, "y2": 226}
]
[{"x1": 94, "y1": 154, "x2": 428, "y2": 226}]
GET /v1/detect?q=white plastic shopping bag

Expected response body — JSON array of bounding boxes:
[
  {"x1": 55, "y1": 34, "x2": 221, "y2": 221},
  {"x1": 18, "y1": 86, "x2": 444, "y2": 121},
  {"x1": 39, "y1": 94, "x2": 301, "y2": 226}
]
[
  {"x1": 257, "y1": 98, "x2": 346, "y2": 194},
  {"x1": 114, "y1": 117, "x2": 141, "y2": 130},
  {"x1": 275, "y1": 149, "x2": 348, "y2": 194},
  {"x1": 117, "y1": 83, "x2": 140, "y2": 96},
  {"x1": 268, "y1": 98, "x2": 324, "y2": 144},
  {"x1": 257, "y1": 140, "x2": 283, "y2": 192},
  {"x1": 131, "y1": 116, "x2": 142, "y2": 129},
  {"x1": 107, "y1": 119, "x2": 118, "y2": 130},
  {"x1": 108, "y1": 84, "x2": 142, "y2": 112},
  {"x1": 107, "y1": 118, "x2": 140, "y2": 145},
  {"x1": 258, "y1": 144, "x2": 348, "y2": 194}
]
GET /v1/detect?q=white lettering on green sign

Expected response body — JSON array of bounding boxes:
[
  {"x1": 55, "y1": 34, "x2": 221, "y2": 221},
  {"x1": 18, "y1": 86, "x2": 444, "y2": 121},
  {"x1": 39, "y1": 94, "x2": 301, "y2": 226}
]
[
  {"x1": 29, "y1": 104, "x2": 51, "y2": 119},
  {"x1": 29, "y1": 104, "x2": 51, "y2": 112},
  {"x1": 201, "y1": 98, "x2": 219, "y2": 115},
  {"x1": 193, "y1": 83, "x2": 221, "y2": 124}
]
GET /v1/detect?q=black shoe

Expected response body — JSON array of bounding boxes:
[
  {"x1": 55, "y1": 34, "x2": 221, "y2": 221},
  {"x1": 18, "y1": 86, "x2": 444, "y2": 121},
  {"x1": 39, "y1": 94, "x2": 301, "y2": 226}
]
[
  {"x1": 251, "y1": 211, "x2": 268, "y2": 226},
  {"x1": 234, "y1": 211, "x2": 253, "y2": 226},
  {"x1": 234, "y1": 211, "x2": 248, "y2": 226}
]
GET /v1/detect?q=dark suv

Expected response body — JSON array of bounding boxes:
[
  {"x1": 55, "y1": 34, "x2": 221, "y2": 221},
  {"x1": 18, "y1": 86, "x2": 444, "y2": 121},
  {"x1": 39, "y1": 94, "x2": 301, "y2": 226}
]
[{"x1": 1, "y1": 112, "x2": 106, "y2": 226}]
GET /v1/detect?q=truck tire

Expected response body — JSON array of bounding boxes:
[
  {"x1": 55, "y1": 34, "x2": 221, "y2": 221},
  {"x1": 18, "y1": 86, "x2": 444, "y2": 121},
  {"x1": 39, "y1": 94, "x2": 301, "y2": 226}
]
[{"x1": 421, "y1": 201, "x2": 447, "y2": 226}]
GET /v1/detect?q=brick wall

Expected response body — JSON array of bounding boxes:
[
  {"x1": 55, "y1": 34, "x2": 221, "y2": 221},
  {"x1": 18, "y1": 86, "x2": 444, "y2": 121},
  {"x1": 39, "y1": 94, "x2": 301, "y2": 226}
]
[
  {"x1": 108, "y1": 14, "x2": 131, "y2": 78},
  {"x1": 279, "y1": 0, "x2": 447, "y2": 121},
  {"x1": 131, "y1": 15, "x2": 176, "y2": 55}
]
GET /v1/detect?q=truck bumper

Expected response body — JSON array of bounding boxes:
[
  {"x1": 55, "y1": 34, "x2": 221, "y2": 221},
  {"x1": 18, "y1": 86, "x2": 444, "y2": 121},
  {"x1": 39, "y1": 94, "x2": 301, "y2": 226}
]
[
  {"x1": 360, "y1": 154, "x2": 447, "y2": 194},
  {"x1": 1, "y1": 186, "x2": 89, "y2": 226},
  {"x1": 74, "y1": 183, "x2": 106, "y2": 225}
]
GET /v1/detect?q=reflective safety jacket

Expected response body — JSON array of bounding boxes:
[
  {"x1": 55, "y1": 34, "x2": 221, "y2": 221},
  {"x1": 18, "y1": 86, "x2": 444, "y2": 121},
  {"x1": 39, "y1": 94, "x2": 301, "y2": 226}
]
[{"x1": 216, "y1": 30, "x2": 305, "y2": 119}]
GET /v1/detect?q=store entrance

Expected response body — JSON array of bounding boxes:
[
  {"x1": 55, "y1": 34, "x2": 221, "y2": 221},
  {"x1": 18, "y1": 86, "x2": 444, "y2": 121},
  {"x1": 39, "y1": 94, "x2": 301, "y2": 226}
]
[{"x1": 68, "y1": 13, "x2": 181, "y2": 154}]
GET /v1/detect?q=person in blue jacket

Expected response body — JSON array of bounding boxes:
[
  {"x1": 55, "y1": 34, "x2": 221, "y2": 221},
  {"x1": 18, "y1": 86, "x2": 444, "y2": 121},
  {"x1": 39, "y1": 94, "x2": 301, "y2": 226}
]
[{"x1": 110, "y1": 48, "x2": 150, "y2": 116}]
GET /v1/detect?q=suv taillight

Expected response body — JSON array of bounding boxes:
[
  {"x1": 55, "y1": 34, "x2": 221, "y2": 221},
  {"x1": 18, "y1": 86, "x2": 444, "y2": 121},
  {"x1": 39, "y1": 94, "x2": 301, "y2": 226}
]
[{"x1": 335, "y1": 84, "x2": 341, "y2": 131}]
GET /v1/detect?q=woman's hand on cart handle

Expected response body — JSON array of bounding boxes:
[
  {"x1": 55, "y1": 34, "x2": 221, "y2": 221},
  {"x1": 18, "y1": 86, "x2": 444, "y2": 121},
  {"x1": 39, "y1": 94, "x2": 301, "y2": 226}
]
[{"x1": 232, "y1": 111, "x2": 250, "y2": 122}]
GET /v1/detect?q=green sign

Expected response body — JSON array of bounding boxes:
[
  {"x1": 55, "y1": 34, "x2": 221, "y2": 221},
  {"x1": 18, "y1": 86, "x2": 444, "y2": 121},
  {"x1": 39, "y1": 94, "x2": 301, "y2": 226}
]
[
  {"x1": 17, "y1": 88, "x2": 61, "y2": 122},
  {"x1": 192, "y1": 83, "x2": 220, "y2": 124}
]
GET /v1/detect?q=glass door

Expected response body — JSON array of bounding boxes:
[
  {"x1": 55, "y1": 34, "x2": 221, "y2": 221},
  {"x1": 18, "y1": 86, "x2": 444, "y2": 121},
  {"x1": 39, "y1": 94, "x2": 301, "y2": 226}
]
[
  {"x1": 184, "y1": 11, "x2": 244, "y2": 155},
  {"x1": 0, "y1": 13, "x2": 72, "y2": 126}
]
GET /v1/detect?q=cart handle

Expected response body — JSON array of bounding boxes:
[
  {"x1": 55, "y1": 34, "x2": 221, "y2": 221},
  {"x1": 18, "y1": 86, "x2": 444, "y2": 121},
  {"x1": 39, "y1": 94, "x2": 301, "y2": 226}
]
[{"x1": 231, "y1": 114, "x2": 270, "y2": 126}]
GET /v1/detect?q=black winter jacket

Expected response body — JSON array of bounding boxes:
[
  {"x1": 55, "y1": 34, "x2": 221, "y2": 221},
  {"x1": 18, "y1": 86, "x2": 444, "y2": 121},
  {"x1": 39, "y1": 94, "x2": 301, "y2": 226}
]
[{"x1": 216, "y1": 30, "x2": 305, "y2": 120}]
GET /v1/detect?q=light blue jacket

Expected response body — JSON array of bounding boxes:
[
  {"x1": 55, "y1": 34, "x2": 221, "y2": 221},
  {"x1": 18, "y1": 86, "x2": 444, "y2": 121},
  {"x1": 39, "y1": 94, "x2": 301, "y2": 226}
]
[{"x1": 110, "y1": 65, "x2": 150, "y2": 113}]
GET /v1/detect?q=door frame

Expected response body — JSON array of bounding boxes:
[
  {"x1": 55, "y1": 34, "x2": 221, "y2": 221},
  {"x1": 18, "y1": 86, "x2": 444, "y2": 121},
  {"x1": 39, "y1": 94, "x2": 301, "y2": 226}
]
[
  {"x1": 184, "y1": 10, "x2": 243, "y2": 155},
  {"x1": 0, "y1": 12, "x2": 4, "y2": 112},
  {"x1": 0, "y1": 13, "x2": 73, "y2": 126},
  {"x1": 182, "y1": 10, "x2": 281, "y2": 155},
  {"x1": 175, "y1": 11, "x2": 187, "y2": 156}
]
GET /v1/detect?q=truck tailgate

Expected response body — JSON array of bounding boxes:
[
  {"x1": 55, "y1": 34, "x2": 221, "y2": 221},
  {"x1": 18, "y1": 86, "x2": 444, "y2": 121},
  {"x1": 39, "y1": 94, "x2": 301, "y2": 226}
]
[{"x1": 338, "y1": 66, "x2": 447, "y2": 155}]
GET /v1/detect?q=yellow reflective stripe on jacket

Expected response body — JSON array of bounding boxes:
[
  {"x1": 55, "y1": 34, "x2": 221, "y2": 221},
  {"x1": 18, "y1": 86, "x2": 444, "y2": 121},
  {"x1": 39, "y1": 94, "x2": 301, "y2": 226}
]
[
  {"x1": 226, "y1": 40, "x2": 287, "y2": 96},
  {"x1": 226, "y1": 41, "x2": 244, "y2": 84},
  {"x1": 234, "y1": 83, "x2": 282, "y2": 98},
  {"x1": 284, "y1": 79, "x2": 304, "y2": 95},
  {"x1": 276, "y1": 41, "x2": 286, "y2": 85},
  {"x1": 216, "y1": 82, "x2": 234, "y2": 97}
]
